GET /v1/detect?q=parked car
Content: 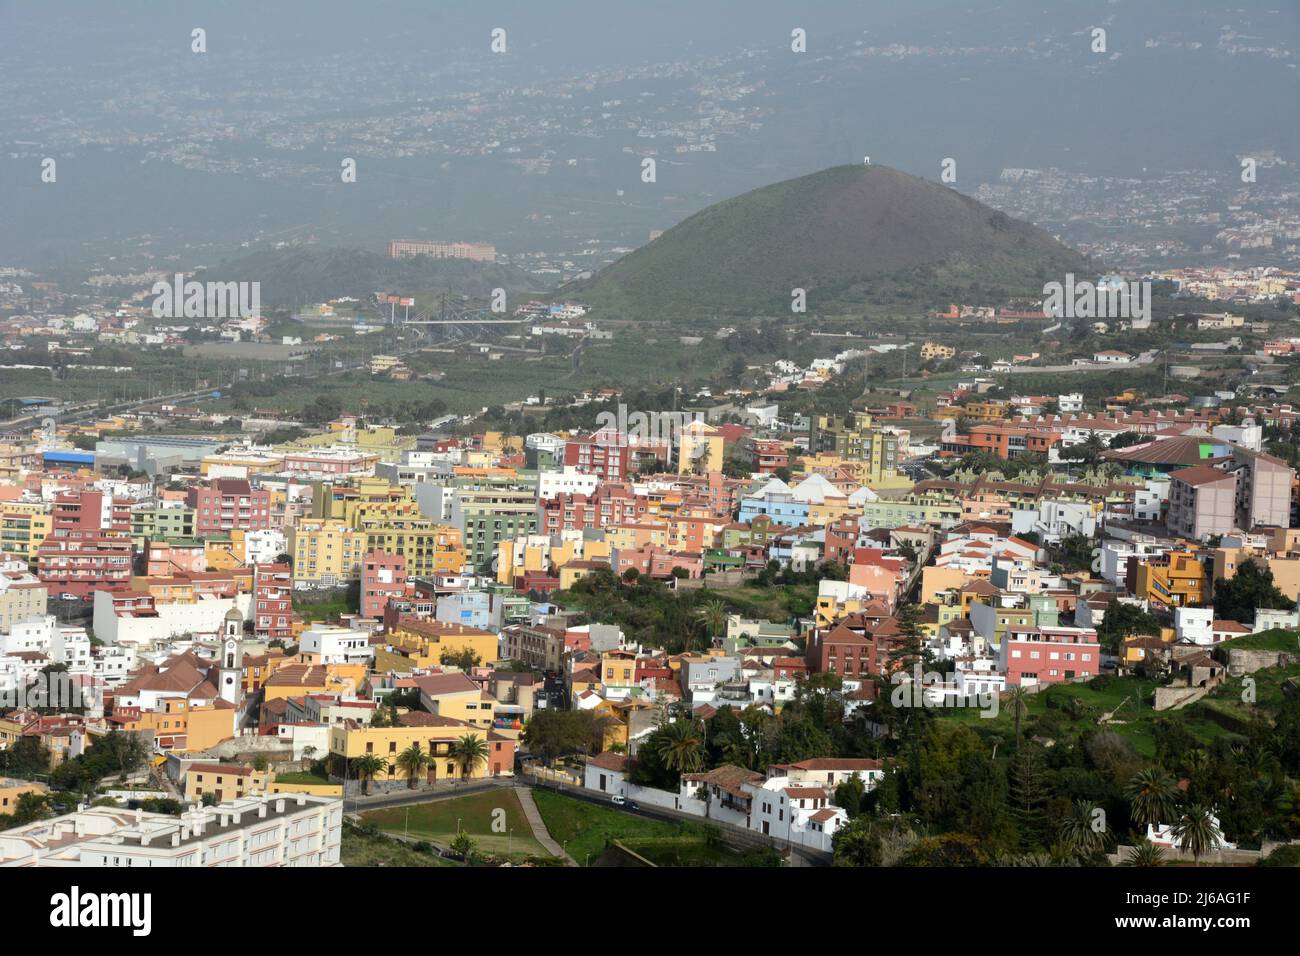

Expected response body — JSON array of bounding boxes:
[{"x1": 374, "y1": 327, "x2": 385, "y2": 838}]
[{"x1": 610, "y1": 794, "x2": 626, "y2": 806}]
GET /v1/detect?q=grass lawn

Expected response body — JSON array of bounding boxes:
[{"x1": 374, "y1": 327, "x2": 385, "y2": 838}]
[
  {"x1": 360, "y1": 789, "x2": 550, "y2": 862},
  {"x1": 939, "y1": 674, "x2": 1234, "y2": 758},
  {"x1": 704, "y1": 583, "x2": 816, "y2": 622},
  {"x1": 274, "y1": 771, "x2": 332, "y2": 786},
  {"x1": 341, "y1": 824, "x2": 459, "y2": 867},
  {"x1": 533, "y1": 789, "x2": 718, "y2": 866},
  {"x1": 1222, "y1": 629, "x2": 1300, "y2": 653}
]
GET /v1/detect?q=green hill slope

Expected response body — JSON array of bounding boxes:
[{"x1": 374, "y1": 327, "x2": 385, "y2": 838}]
[{"x1": 565, "y1": 164, "x2": 1094, "y2": 320}]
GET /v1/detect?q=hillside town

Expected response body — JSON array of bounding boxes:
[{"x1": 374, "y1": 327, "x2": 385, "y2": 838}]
[{"x1": 2, "y1": 332, "x2": 1300, "y2": 872}]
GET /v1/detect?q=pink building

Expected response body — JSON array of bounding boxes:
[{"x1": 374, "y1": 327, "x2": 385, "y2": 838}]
[
  {"x1": 998, "y1": 624, "x2": 1101, "y2": 687},
  {"x1": 187, "y1": 479, "x2": 272, "y2": 536},
  {"x1": 51, "y1": 490, "x2": 130, "y2": 535},
  {"x1": 611, "y1": 545, "x2": 703, "y2": 580},
  {"x1": 145, "y1": 540, "x2": 207, "y2": 577},
  {"x1": 361, "y1": 550, "x2": 408, "y2": 619},
  {"x1": 253, "y1": 562, "x2": 293, "y2": 641}
]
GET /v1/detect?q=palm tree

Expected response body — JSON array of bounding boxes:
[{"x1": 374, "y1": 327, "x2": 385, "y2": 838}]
[
  {"x1": 351, "y1": 753, "x2": 386, "y2": 796},
  {"x1": 697, "y1": 599, "x2": 727, "y2": 645},
  {"x1": 1004, "y1": 687, "x2": 1030, "y2": 750},
  {"x1": 450, "y1": 734, "x2": 490, "y2": 782},
  {"x1": 657, "y1": 719, "x2": 706, "y2": 776},
  {"x1": 396, "y1": 743, "x2": 431, "y2": 790},
  {"x1": 1182, "y1": 749, "x2": 1209, "y2": 777},
  {"x1": 1171, "y1": 804, "x2": 1222, "y2": 864},
  {"x1": 1125, "y1": 767, "x2": 1181, "y2": 832},
  {"x1": 1120, "y1": 839, "x2": 1166, "y2": 867},
  {"x1": 1058, "y1": 799, "x2": 1109, "y2": 858}
]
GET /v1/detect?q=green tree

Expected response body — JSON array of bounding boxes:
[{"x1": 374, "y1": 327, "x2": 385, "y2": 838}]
[
  {"x1": 1120, "y1": 839, "x2": 1166, "y2": 867},
  {"x1": 439, "y1": 648, "x2": 482, "y2": 671},
  {"x1": 1213, "y1": 558, "x2": 1293, "y2": 625},
  {"x1": 1005, "y1": 686, "x2": 1030, "y2": 750},
  {"x1": 1058, "y1": 798, "x2": 1109, "y2": 859},
  {"x1": 1008, "y1": 749, "x2": 1050, "y2": 851},
  {"x1": 1171, "y1": 804, "x2": 1222, "y2": 864},
  {"x1": 450, "y1": 734, "x2": 490, "y2": 782},
  {"x1": 351, "y1": 753, "x2": 386, "y2": 795},
  {"x1": 396, "y1": 743, "x2": 431, "y2": 789},
  {"x1": 1125, "y1": 767, "x2": 1182, "y2": 832},
  {"x1": 652, "y1": 719, "x2": 706, "y2": 777},
  {"x1": 832, "y1": 816, "x2": 882, "y2": 866},
  {"x1": 696, "y1": 599, "x2": 728, "y2": 643}
]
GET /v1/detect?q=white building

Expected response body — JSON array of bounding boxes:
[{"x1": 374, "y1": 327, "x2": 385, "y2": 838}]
[
  {"x1": 536, "y1": 467, "x2": 600, "y2": 500},
  {"x1": 743, "y1": 776, "x2": 848, "y2": 852},
  {"x1": 298, "y1": 625, "x2": 374, "y2": 666},
  {"x1": 93, "y1": 591, "x2": 251, "y2": 646},
  {"x1": 0, "y1": 794, "x2": 342, "y2": 867},
  {"x1": 1092, "y1": 350, "x2": 1132, "y2": 364},
  {"x1": 243, "y1": 529, "x2": 287, "y2": 566},
  {"x1": 1173, "y1": 607, "x2": 1214, "y2": 646},
  {"x1": 1146, "y1": 812, "x2": 1235, "y2": 852}
]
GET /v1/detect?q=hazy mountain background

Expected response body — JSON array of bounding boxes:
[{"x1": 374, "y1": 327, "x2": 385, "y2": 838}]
[{"x1": 1, "y1": 0, "x2": 1296, "y2": 273}]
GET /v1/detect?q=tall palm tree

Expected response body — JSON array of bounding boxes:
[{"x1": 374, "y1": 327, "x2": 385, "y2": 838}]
[
  {"x1": 351, "y1": 753, "x2": 386, "y2": 796},
  {"x1": 1171, "y1": 804, "x2": 1222, "y2": 864},
  {"x1": 657, "y1": 719, "x2": 706, "y2": 776},
  {"x1": 396, "y1": 743, "x2": 431, "y2": 790},
  {"x1": 1120, "y1": 839, "x2": 1166, "y2": 867},
  {"x1": 1125, "y1": 767, "x2": 1181, "y2": 832},
  {"x1": 697, "y1": 599, "x2": 727, "y2": 645},
  {"x1": 1058, "y1": 798, "x2": 1109, "y2": 858},
  {"x1": 450, "y1": 734, "x2": 490, "y2": 782},
  {"x1": 1004, "y1": 687, "x2": 1030, "y2": 750}
]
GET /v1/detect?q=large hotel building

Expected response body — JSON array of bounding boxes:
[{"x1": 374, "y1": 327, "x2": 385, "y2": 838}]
[{"x1": 387, "y1": 239, "x2": 496, "y2": 262}]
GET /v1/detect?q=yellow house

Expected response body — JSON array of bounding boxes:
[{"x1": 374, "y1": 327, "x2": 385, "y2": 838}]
[
  {"x1": 0, "y1": 501, "x2": 52, "y2": 564},
  {"x1": 184, "y1": 762, "x2": 270, "y2": 802},
  {"x1": 1212, "y1": 545, "x2": 1300, "y2": 602},
  {"x1": 412, "y1": 672, "x2": 494, "y2": 730},
  {"x1": 559, "y1": 559, "x2": 611, "y2": 590},
  {"x1": 288, "y1": 518, "x2": 367, "y2": 587},
  {"x1": 262, "y1": 663, "x2": 365, "y2": 703},
  {"x1": 814, "y1": 593, "x2": 873, "y2": 627},
  {"x1": 383, "y1": 619, "x2": 500, "y2": 668},
  {"x1": 677, "y1": 421, "x2": 725, "y2": 475},
  {"x1": 586, "y1": 698, "x2": 629, "y2": 750},
  {"x1": 113, "y1": 698, "x2": 239, "y2": 753},
  {"x1": 0, "y1": 713, "x2": 28, "y2": 751},
  {"x1": 328, "y1": 716, "x2": 514, "y2": 782},
  {"x1": 205, "y1": 535, "x2": 244, "y2": 570},
  {"x1": 600, "y1": 649, "x2": 638, "y2": 689},
  {"x1": 920, "y1": 566, "x2": 975, "y2": 605},
  {"x1": 569, "y1": 666, "x2": 602, "y2": 699},
  {"x1": 806, "y1": 496, "x2": 855, "y2": 528},
  {"x1": 605, "y1": 522, "x2": 669, "y2": 551},
  {"x1": 0, "y1": 777, "x2": 48, "y2": 815}
]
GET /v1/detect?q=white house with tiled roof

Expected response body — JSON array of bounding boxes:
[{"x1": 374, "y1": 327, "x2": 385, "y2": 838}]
[{"x1": 744, "y1": 776, "x2": 848, "y2": 852}]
